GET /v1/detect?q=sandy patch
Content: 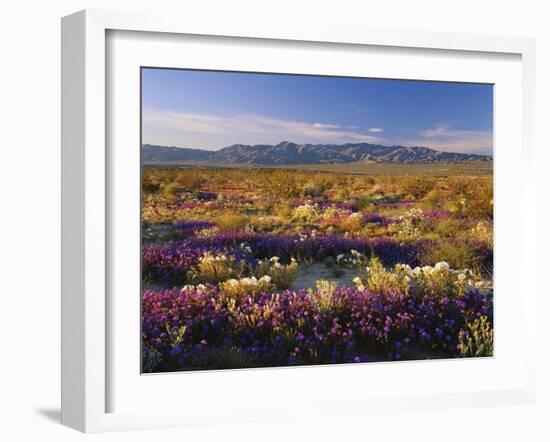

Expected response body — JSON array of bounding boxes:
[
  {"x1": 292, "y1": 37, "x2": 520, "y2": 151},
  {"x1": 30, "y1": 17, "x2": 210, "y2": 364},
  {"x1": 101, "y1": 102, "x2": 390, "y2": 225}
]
[{"x1": 291, "y1": 262, "x2": 360, "y2": 291}]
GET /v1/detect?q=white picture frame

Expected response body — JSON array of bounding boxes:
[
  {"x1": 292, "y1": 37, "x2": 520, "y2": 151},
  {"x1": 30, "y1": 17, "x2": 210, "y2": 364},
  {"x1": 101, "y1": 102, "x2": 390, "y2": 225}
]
[{"x1": 61, "y1": 9, "x2": 537, "y2": 433}]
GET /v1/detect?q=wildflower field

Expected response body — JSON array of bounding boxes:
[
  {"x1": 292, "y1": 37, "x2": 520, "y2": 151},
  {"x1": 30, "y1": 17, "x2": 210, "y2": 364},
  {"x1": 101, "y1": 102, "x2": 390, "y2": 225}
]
[{"x1": 141, "y1": 167, "x2": 493, "y2": 372}]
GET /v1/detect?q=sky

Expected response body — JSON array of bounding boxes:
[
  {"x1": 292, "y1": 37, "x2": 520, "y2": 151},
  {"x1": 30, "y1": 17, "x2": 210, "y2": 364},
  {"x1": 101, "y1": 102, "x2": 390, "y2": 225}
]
[{"x1": 141, "y1": 68, "x2": 493, "y2": 156}]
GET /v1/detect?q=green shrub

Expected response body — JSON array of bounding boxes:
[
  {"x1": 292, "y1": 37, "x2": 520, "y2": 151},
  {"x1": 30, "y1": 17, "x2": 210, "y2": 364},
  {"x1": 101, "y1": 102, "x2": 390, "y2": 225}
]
[
  {"x1": 367, "y1": 184, "x2": 385, "y2": 196},
  {"x1": 161, "y1": 182, "x2": 179, "y2": 198},
  {"x1": 335, "y1": 188, "x2": 351, "y2": 201},
  {"x1": 216, "y1": 212, "x2": 249, "y2": 231},
  {"x1": 364, "y1": 176, "x2": 376, "y2": 186},
  {"x1": 302, "y1": 177, "x2": 331, "y2": 198},
  {"x1": 464, "y1": 181, "x2": 493, "y2": 219},
  {"x1": 312, "y1": 280, "x2": 342, "y2": 313},
  {"x1": 447, "y1": 177, "x2": 471, "y2": 196},
  {"x1": 174, "y1": 170, "x2": 206, "y2": 190},
  {"x1": 142, "y1": 180, "x2": 161, "y2": 194},
  {"x1": 446, "y1": 178, "x2": 493, "y2": 219},
  {"x1": 458, "y1": 316, "x2": 494, "y2": 357},
  {"x1": 422, "y1": 241, "x2": 478, "y2": 270},
  {"x1": 273, "y1": 203, "x2": 293, "y2": 219},
  {"x1": 425, "y1": 218, "x2": 463, "y2": 239},
  {"x1": 399, "y1": 177, "x2": 436, "y2": 199},
  {"x1": 353, "y1": 195, "x2": 375, "y2": 211},
  {"x1": 423, "y1": 189, "x2": 443, "y2": 209},
  {"x1": 338, "y1": 212, "x2": 364, "y2": 233},
  {"x1": 261, "y1": 170, "x2": 304, "y2": 199}
]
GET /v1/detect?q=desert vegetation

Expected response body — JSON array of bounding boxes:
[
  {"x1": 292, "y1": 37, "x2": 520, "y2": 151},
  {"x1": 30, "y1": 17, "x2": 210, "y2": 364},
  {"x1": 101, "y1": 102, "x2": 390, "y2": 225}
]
[{"x1": 141, "y1": 167, "x2": 493, "y2": 372}]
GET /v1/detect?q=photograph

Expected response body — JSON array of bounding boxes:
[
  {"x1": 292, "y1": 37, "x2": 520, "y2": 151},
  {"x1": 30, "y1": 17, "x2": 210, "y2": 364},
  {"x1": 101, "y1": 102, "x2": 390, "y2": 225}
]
[{"x1": 140, "y1": 68, "x2": 494, "y2": 373}]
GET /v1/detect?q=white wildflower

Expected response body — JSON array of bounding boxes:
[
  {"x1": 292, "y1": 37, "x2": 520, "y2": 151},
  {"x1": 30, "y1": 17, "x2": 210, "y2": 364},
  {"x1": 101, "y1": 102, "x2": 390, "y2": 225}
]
[{"x1": 434, "y1": 261, "x2": 450, "y2": 272}]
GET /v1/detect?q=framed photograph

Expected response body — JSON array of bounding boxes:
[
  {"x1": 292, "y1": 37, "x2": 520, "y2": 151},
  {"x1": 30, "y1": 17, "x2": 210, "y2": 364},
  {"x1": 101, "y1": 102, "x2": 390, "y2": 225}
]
[{"x1": 61, "y1": 9, "x2": 537, "y2": 432}]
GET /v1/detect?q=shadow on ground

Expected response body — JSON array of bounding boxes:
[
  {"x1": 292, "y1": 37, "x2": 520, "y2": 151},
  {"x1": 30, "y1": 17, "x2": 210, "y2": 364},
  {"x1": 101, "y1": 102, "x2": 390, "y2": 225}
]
[{"x1": 35, "y1": 407, "x2": 61, "y2": 423}]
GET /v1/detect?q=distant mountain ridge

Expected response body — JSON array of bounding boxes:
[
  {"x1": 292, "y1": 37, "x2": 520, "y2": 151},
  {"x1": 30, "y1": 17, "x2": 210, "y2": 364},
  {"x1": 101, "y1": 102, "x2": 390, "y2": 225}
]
[{"x1": 142, "y1": 141, "x2": 491, "y2": 165}]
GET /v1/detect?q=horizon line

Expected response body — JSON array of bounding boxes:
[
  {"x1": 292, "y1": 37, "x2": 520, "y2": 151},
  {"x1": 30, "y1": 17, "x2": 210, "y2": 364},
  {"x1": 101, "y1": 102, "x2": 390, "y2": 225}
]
[{"x1": 141, "y1": 141, "x2": 493, "y2": 157}]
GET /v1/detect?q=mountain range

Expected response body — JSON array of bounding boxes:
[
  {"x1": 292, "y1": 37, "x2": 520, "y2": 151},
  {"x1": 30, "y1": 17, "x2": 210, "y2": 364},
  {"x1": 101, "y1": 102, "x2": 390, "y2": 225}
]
[{"x1": 142, "y1": 141, "x2": 491, "y2": 165}]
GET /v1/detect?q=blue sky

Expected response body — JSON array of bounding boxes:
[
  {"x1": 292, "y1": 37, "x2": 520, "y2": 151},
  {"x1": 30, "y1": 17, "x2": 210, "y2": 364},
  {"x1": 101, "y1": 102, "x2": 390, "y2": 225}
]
[{"x1": 142, "y1": 68, "x2": 493, "y2": 155}]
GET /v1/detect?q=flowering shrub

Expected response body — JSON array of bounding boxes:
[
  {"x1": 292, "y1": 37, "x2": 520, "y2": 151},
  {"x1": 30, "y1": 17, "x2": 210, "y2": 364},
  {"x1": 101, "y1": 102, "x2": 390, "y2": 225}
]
[
  {"x1": 248, "y1": 215, "x2": 285, "y2": 233},
  {"x1": 311, "y1": 279, "x2": 343, "y2": 313},
  {"x1": 142, "y1": 233, "x2": 431, "y2": 285},
  {"x1": 188, "y1": 252, "x2": 246, "y2": 284},
  {"x1": 142, "y1": 242, "x2": 228, "y2": 286},
  {"x1": 143, "y1": 233, "x2": 493, "y2": 287},
  {"x1": 320, "y1": 205, "x2": 352, "y2": 222},
  {"x1": 142, "y1": 281, "x2": 492, "y2": 372},
  {"x1": 396, "y1": 208, "x2": 426, "y2": 238},
  {"x1": 219, "y1": 275, "x2": 274, "y2": 300},
  {"x1": 252, "y1": 257, "x2": 298, "y2": 289},
  {"x1": 141, "y1": 168, "x2": 494, "y2": 372},
  {"x1": 458, "y1": 315, "x2": 494, "y2": 357},
  {"x1": 354, "y1": 257, "x2": 492, "y2": 297},
  {"x1": 291, "y1": 203, "x2": 319, "y2": 223},
  {"x1": 470, "y1": 220, "x2": 493, "y2": 245},
  {"x1": 398, "y1": 208, "x2": 426, "y2": 222},
  {"x1": 336, "y1": 249, "x2": 369, "y2": 268}
]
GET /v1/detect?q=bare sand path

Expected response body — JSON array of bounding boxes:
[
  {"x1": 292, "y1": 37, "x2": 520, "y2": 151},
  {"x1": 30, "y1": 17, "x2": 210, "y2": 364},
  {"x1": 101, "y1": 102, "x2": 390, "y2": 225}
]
[{"x1": 291, "y1": 263, "x2": 359, "y2": 291}]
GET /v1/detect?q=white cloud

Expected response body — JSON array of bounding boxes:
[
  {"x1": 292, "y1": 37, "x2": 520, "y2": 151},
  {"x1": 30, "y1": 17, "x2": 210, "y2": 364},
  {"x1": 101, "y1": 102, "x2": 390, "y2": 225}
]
[
  {"x1": 410, "y1": 123, "x2": 492, "y2": 155},
  {"x1": 313, "y1": 122, "x2": 341, "y2": 129},
  {"x1": 368, "y1": 127, "x2": 384, "y2": 133},
  {"x1": 142, "y1": 109, "x2": 382, "y2": 149},
  {"x1": 420, "y1": 123, "x2": 453, "y2": 138}
]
